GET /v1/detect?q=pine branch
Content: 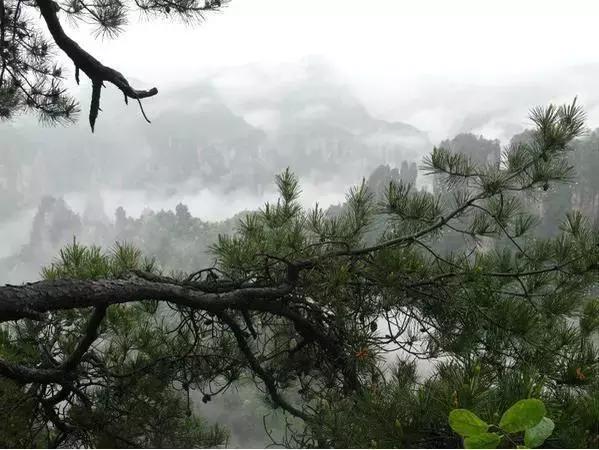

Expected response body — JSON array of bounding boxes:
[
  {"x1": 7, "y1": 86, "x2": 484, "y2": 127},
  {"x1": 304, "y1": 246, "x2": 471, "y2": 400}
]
[
  {"x1": 59, "y1": 304, "x2": 107, "y2": 371},
  {"x1": 34, "y1": 0, "x2": 158, "y2": 130},
  {"x1": 217, "y1": 311, "x2": 310, "y2": 422}
]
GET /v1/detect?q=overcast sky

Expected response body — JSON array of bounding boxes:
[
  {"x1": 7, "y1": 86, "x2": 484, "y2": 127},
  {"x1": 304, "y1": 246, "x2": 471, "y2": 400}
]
[
  {"x1": 61, "y1": 0, "x2": 599, "y2": 140},
  {"x1": 66, "y1": 0, "x2": 599, "y2": 79}
]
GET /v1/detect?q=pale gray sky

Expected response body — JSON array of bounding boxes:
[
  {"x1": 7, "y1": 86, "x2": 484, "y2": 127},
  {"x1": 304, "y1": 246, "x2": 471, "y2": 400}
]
[
  {"x1": 60, "y1": 0, "x2": 599, "y2": 140},
  {"x1": 65, "y1": 0, "x2": 599, "y2": 83}
]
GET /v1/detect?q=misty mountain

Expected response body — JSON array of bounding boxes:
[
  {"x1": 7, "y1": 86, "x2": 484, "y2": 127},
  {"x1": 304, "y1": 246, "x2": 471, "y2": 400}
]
[
  {"x1": 0, "y1": 160, "x2": 419, "y2": 285},
  {"x1": 0, "y1": 59, "x2": 432, "y2": 224}
]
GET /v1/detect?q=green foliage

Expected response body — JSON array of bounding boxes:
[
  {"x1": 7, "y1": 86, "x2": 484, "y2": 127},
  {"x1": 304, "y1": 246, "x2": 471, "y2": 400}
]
[
  {"x1": 580, "y1": 298, "x2": 599, "y2": 337},
  {"x1": 0, "y1": 379, "x2": 43, "y2": 447},
  {"x1": 0, "y1": 239, "x2": 231, "y2": 448},
  {"x1": 69, "y1": 375, "x2": 228, "y2": 448},
  {"x1": 204, "y1": 101, "x2": 598, "y2": 448},
  {"x1": 0, "y1": 0, "x2": 225, "y2": 126},
  {"x1": 464, "y1": 432, "x2": 502, "y2": 449},
  {"x1": 524, "y1": 417, "x2": 555, "y2": 448},
  {"x1": 449, "y1": 409, "x2": 489, "y2": 436},
  {"x1": 314, "y1": 357, "x2": 596, "y2": 448},
  {"x1": 449, "y1": 399, "x2": 553, "y2": 449},
  {"x1": 1, "y1": 101, "x2": 598, "y2": 448},
  {"x1": 499, "y1": 399, "x2": 546, "y2": 433},
  {"x1": 41, "y1": 239, "x2": 156, "y2": 280}
]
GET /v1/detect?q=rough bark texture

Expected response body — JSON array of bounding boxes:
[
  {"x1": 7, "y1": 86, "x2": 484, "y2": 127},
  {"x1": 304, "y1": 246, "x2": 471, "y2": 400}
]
[
  {"x1": 0, "y1": 358, "x2": 71, "y2": 384},
  {"x1": 35, "y1": 0, "x2": 157, "y2": 100},
  {"x1": 0, "y1": 277, "x2": 293, "y2": 323}
]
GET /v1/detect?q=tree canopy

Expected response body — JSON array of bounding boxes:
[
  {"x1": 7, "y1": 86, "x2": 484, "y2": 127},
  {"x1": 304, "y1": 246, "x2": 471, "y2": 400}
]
[
  {"x1": 0, "y1": 100, "x2": 598, "y2": 447},
  {"x1": 0, "y1": 0, "x2": 227, "y2": 129}
]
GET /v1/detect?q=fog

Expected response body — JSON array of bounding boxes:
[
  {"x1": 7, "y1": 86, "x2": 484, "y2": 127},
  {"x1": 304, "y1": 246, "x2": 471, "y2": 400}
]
[
  {"x1": 2, "y1": 1, "x2": 599, "y2": 447},
  {"x1": 5, "y1": 56, "x2": 599, "y2": 283}
]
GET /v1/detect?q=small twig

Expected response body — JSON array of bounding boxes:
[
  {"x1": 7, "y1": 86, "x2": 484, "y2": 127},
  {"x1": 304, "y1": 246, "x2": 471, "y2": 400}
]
[{"x1": 136, "y1": 97, "x2": 151, "y2": 123}]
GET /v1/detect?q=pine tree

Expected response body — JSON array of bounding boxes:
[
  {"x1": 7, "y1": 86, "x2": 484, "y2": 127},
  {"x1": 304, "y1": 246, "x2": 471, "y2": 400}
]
[
  {"x1": 0, "y1": 0, "x2": 227, "y2": 129},
  {"x1": 0, "y1": 100, "x2": 597, "y2": 447}
]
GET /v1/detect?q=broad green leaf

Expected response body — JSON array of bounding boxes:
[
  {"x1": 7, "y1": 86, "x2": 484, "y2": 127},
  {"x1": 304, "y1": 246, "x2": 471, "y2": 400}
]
[
  {"x1": 524, "y1": 417, "x2": 555, "y2": 448},
  {"x1": 517, "y1": 446, "x2": 529, "y2": 449},
  {"x1": 464, "y1": 432, "x2": 502, "y2": 449},
  {"x1": 449, "y1": 409, "x2": 489, "y2": 437},
  {"x1": 499, "y1": 399, "x2": 546, "y2": 433}
]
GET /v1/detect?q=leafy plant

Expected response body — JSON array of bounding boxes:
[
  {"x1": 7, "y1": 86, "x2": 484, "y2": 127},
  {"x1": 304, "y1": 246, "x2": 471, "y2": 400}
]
[{"x1": 449, "y1": 399, "x2": 555, "y2": 449}]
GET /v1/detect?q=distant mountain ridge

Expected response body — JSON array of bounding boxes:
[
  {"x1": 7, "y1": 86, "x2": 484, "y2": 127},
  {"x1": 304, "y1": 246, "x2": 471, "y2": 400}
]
[
  {"x1": 0, "y1": 59, "x2": 431, "y2": 218},
  {"x1": 0, "y1": 161, "x2": 419, "y2": 285}
]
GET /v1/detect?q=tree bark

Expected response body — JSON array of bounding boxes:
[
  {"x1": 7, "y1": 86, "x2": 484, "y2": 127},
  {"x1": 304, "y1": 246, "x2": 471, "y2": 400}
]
[{"x1": 0, "y1": 277, "x2": 293, "y2": 323}]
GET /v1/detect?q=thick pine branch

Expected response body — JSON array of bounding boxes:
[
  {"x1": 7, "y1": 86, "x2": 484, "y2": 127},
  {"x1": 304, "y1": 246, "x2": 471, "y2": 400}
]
[
  {"x1": 0, "y1": 276, "x2": 292, "y2": 322},
  {"x1": 34, "y1": 0, "x2": 158, "y2": 130}
]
